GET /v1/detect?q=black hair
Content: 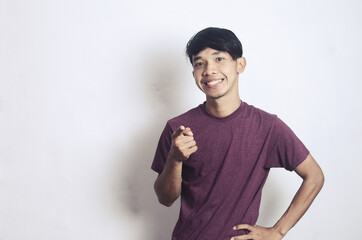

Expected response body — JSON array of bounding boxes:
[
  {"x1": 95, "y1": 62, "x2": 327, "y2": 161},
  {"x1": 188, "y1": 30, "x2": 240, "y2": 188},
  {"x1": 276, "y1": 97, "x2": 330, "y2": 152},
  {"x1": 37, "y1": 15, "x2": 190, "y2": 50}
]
[{"x1": 186, "y1": 27, "x2": 243, "y2": 64}]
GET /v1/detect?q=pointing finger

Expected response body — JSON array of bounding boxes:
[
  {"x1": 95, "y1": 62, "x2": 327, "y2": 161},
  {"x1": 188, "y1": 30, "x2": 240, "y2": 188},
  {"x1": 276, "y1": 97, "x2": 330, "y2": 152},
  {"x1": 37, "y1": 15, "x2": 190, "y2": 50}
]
[
  {"x1": 183, "y1": 127, "x2": 193, "y2": 136},
  {"x1": 172, "y1": 126, "x2": 186, "y2": 138}
]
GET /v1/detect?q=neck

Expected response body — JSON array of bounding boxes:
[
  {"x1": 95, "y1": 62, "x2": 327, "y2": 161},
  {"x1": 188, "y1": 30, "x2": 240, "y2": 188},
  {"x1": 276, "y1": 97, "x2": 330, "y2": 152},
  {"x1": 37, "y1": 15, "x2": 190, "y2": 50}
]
[{"x1": 205, "y1": 95, "x2": 242, "y2": 118}]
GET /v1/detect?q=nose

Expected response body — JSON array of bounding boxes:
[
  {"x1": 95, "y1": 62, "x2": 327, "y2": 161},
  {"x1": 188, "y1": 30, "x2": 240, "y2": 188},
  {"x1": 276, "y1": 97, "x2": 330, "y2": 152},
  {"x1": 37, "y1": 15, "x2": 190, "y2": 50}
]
[{"x1": 202, "y1": 62, "x2": 218, "y2": 76}]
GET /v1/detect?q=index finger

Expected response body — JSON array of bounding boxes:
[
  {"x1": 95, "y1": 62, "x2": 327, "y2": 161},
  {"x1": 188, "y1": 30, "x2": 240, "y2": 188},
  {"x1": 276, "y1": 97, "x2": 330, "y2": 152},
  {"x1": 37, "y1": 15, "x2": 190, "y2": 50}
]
[
  {"x1": 183, "y1": 127, "x2": 193, "y2": 136},
  {"x1": 172, "y1": 125, "x2": 186, "y2": 138}
]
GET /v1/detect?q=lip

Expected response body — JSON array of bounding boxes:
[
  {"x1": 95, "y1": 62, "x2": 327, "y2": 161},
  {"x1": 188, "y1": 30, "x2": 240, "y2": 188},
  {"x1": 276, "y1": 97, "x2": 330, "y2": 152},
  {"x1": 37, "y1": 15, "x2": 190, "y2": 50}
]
[{"x1": 202, "y1": 78, "x2": 224, "y2": 88}]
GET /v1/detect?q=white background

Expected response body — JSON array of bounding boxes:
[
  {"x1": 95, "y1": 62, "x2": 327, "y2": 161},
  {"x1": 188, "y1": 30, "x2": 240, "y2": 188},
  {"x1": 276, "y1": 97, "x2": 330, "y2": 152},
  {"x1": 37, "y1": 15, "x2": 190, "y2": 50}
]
[{"x1": 1, "y1": 0, "x2": 362, "y2": 239}]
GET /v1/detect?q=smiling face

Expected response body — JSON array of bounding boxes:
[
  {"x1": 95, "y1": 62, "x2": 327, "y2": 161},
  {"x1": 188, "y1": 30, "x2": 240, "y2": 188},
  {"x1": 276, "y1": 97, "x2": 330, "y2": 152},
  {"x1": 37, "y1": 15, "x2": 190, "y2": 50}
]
[{"x1": 192, "y1": 48, "x2": 246, "y2": 101}]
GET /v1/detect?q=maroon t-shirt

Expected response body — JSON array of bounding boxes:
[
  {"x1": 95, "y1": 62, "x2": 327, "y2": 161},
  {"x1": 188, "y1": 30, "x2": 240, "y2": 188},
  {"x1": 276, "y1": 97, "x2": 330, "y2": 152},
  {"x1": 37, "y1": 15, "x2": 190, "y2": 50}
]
[{"x1": 152, "y1": 101, "x2": 309, "y2": 240}]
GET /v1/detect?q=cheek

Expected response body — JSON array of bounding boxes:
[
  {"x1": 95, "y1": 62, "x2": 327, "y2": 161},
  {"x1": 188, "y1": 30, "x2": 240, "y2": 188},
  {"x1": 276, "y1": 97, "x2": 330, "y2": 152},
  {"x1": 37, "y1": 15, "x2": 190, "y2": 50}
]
[
  {"x1": 225, "y1": 66, "x2": 239, "y2": 76},
  {"x1": 194, "y1": 77, "x2": 204, "y2": 91},
  {"x1": 195, "y1": 79, "x2": 202, "y2": 88},
  {"x1": 193, "y1": 72, "x2": 201, "y2": 83}
]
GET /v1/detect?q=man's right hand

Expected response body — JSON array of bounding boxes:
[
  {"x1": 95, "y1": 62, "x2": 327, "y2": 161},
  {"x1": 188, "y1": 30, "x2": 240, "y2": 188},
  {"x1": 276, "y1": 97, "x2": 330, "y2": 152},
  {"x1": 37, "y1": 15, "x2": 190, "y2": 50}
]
[
  {"x1": 154, "y1": 125, "x2": 196, "y2": 206},
  {"x1": 169, "y1": 125, "x2": 198, "y2": 162}
]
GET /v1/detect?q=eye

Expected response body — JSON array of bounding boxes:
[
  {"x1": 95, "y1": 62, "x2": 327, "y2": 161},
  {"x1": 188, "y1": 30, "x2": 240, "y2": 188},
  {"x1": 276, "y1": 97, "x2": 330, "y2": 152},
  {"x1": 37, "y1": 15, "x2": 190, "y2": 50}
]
[
  {"x1": 194, "y1": 62, "x2": 204, "y2": 68},
  {"x1": 216, "y1": 57, "x2": 224, "y2": 62}
]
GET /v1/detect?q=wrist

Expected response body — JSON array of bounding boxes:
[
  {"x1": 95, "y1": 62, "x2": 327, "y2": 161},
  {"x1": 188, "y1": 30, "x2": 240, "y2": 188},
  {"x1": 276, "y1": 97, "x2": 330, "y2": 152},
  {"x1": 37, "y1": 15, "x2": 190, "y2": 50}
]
[
  {"x1": 166, "y1": 153, "x2": 183, "y2": 168},
  {"x1": 272, "y1": 223, "x2": 288, "y2": 238},
  {"x1": 168, "y1": 157, "x2": 183, "y2": 167},
  {"x1": 168, "y1": 148, "x2": 187, "y2": 163}
]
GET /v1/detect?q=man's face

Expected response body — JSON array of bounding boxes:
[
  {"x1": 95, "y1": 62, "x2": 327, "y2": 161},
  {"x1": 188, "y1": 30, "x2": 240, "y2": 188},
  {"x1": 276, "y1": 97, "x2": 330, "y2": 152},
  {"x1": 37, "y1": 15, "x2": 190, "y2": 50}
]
[{"x1": 192, "y1": 47, "x2": 245, "y2": 100}]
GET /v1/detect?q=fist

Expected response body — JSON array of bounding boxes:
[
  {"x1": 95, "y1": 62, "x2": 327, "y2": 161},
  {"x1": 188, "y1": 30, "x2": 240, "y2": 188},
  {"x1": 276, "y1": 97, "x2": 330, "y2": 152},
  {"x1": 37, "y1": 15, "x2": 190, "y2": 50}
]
[{"x1": 169, "y1": 125, "x2": 198, "y2": 161}]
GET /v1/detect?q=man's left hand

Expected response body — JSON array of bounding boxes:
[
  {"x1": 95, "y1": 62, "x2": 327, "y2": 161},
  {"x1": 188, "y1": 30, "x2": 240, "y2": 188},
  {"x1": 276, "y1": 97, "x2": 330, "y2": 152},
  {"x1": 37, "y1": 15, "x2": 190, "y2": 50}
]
[{"x1": 230, "y1": 224, "x2": 284, "y2": 240}]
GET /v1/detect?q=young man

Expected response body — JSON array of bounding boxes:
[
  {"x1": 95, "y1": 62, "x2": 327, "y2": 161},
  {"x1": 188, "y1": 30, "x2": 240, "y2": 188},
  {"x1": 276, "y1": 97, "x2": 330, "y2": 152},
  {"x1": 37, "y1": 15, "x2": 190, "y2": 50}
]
[{"x1": 151, "y1": 27, "x2": 324, "y2": 240}]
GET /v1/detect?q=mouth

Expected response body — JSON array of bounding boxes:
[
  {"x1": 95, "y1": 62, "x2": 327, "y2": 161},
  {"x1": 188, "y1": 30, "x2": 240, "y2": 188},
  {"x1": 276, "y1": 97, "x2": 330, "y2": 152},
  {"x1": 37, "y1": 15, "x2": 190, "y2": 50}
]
[{"x1": 203, "y1": 78, "x2": 224, "y2": 87}]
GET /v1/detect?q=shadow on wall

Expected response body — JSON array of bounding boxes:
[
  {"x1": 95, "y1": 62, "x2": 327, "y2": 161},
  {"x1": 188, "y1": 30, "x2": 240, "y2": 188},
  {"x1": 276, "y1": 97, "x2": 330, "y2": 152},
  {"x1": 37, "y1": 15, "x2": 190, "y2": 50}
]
[{"x1": 113, "y1": 49, "x2": 187, "y2": 239}]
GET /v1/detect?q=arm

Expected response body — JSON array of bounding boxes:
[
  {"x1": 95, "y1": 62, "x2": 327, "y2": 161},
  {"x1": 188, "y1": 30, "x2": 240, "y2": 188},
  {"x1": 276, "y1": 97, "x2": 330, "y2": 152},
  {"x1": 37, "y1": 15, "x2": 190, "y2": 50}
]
[
  {"x1": 232, "y1": 154, "x2": 324, "y2": 240},
  {"x1": 154, "y1": 126, "x2": 197, "y2": 207},
  {"x1": 272, "y1": 153, "x2": 325, "y2": 236}
]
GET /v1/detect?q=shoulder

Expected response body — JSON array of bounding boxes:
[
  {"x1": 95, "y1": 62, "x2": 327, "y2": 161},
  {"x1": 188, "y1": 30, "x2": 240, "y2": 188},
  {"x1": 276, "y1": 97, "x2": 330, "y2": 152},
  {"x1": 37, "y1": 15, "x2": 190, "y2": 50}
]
[
  {"x1": 242, "y1": 102, "x2": 278, "y2": 127},
  {"x1": 244, "y1": 103, "x2": 300, "y2": 140}
]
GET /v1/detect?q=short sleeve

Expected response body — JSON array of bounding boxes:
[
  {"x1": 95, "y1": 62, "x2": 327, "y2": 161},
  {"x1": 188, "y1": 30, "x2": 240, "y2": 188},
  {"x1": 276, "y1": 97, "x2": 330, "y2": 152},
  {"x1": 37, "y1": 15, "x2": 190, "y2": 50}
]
[
  {"x1": 264, "y1": 117, "x2": 309, "y2": 171},
  {"x1": 151, "y1": 123, "x2": 173, "y2": 174}
]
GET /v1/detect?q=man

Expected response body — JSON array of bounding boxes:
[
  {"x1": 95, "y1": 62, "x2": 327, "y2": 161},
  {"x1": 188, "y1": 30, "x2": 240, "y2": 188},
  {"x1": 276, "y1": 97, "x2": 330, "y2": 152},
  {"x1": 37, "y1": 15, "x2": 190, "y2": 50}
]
[{"x1": 151, "y1": 27, "x2": 324, "y2": 240}]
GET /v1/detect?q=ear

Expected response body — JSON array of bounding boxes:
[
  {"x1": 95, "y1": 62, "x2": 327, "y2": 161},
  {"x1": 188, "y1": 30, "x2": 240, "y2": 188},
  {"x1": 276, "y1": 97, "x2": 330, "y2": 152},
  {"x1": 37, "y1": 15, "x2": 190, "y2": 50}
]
[{"x1": 236, "y1": 57, "x2": 246, "y2": 74}]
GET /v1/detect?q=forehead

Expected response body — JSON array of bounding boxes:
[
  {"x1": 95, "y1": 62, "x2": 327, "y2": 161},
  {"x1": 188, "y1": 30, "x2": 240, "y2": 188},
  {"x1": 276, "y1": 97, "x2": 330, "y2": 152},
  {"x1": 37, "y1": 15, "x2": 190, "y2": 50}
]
[{"x1": 192, "y1": 47, "x2": 230, "y2": 62}]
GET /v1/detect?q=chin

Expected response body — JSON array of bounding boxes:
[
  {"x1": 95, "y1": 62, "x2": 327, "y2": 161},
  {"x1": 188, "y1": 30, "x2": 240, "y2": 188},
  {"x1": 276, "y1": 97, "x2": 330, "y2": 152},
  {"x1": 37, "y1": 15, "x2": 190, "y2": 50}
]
[{"x1": 206, "y1": 93, "x2": 225, "y2": 100}]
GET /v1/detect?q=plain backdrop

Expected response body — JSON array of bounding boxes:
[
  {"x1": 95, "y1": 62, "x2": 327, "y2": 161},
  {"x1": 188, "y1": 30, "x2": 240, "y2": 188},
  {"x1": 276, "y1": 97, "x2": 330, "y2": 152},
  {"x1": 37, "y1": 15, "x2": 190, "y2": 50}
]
[{"x1": 1, "y1": 0, "x2": 362, "y2": 239}]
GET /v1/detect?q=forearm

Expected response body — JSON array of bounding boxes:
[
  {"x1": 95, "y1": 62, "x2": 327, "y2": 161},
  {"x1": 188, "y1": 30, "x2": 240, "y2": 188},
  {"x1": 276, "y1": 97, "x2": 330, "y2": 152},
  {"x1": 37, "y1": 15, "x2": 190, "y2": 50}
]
[
  {"x1": 154, "y1": 126, "x2": 197, "y2": 207},
  {"x1": 272, "y1": 159, "x2": 324, "y2": 236},
  {"x1": 154, "y1": 156, "x2": 183, "y2": 207}
]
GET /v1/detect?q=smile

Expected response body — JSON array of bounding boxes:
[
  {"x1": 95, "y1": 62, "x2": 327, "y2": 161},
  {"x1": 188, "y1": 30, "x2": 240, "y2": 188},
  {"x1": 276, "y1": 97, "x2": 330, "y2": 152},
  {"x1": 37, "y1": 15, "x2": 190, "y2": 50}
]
[{"x1": 204, "y1": 78, "x2": 224, "y2": 87}]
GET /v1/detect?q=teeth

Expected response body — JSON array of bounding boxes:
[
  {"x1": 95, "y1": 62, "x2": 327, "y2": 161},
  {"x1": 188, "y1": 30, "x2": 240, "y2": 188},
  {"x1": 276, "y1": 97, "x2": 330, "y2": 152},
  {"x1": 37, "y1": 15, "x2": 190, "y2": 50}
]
[{"x1": 206, "y1": 79, "x2": 222, "y2": 86}]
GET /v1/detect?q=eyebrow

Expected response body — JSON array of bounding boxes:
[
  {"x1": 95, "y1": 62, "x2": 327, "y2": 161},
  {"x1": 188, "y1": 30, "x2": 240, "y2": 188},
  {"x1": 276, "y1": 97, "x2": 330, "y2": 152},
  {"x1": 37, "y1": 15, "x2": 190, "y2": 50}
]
[
  {"x1": 192, "y1": 51, "x2": 223, "y2": 62},
  {"x1": 212, "y1": 51, "x2": 222, "y2": 55}
]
